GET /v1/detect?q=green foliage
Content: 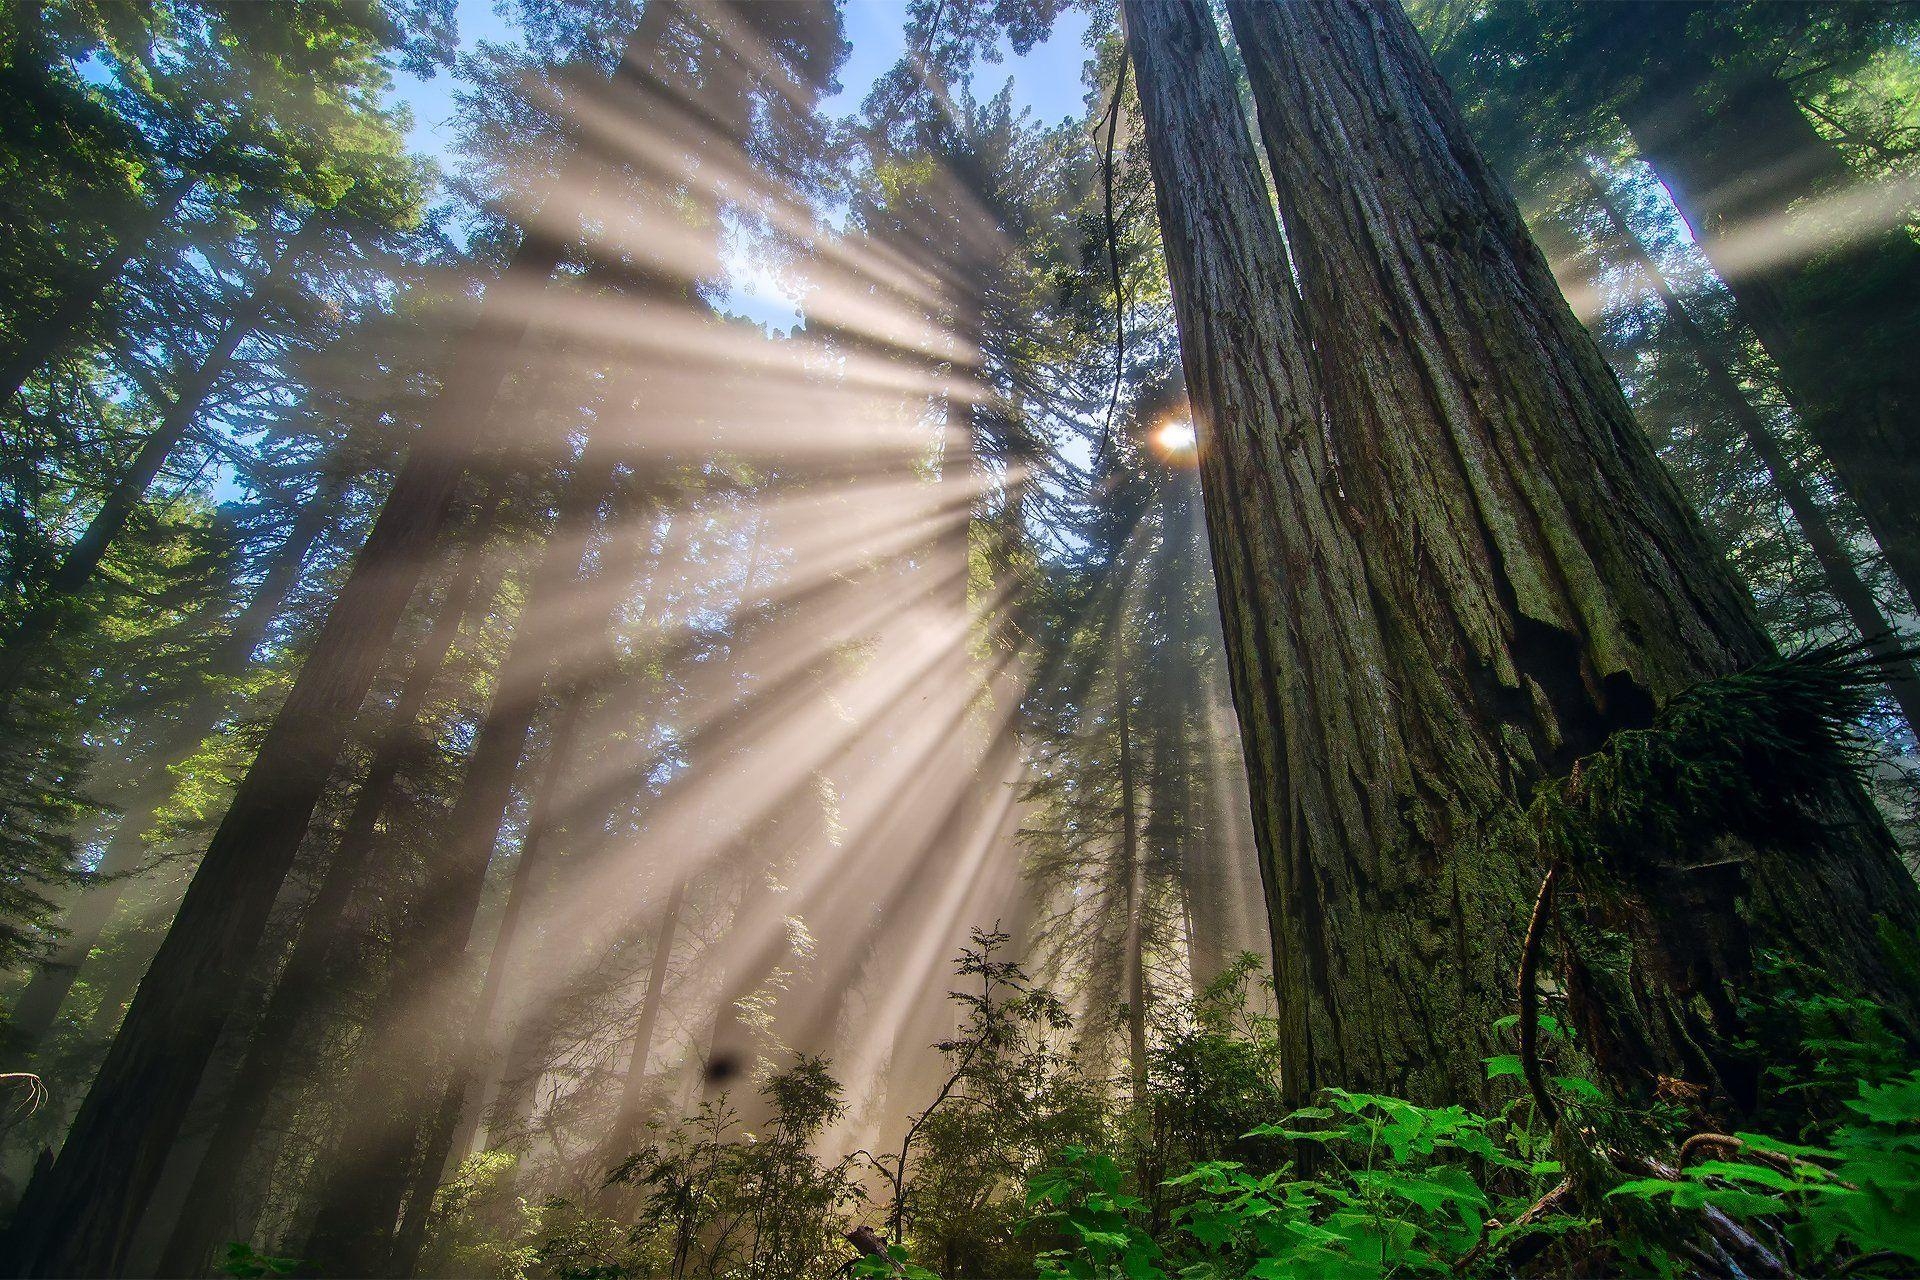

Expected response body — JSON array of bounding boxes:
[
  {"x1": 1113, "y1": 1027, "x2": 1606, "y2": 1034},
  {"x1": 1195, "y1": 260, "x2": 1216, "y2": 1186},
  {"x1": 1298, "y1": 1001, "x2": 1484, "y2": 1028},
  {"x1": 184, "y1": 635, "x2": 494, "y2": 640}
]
[
  {"x1": 1527, "y1": 643, "x2": 1882, "y2": 872},
  {"x1": 216, "y1": 1241, "x2": 303, "y2": 1278},
  {"x1": 850, "y1": 1243, "x2": 942, "y2": 1280},
  {"x1": 1022, "y1": 946, "x2": 1920, "y2": 1280},
  {"x1": 887, "y1": 928, "x2": 1102, "y2": 1276},
  {"x1": 1609, "y1": 1071, "x2": 1920, "y2": 1272},
  {"x1": 1024, "y1": 1085, "x2": 1582, "y2": 1280}
]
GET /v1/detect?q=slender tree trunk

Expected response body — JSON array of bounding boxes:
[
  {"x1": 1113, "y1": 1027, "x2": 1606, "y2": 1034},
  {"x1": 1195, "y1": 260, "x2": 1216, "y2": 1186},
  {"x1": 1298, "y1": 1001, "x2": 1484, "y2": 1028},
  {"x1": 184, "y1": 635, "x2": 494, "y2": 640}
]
[
  {"x1": 1162, "y1": 480, "x2": 1228, "y2": 995},
  {"x1": 432, "y1": 689, "x2": 590, "y2": 1162},
  {"x1": 8, "y1": 482, "x2": 343, "y2": 1047},
  {"x1": 472, "y1": 506, "x2": 686, "y2": 1156},
  {"x1": 1614, "y1": 12, "x2": 1920, "y2": 611},
  {"x1": 0, "y1": 176, "x2": 194, "y2": 414},
  {"x1": 1114, "y1": 583, "x2": 1148, "y2": 1102},
  {"x1": 152, "y1": 494, "x2": 508, "y2": 1278},
  {"x1": 0, "y1": 228, "x2": 304, "y2": 715},
  {"x1": 611, "y1": 875, "x2": 688, "y2": 1153},
  {"x1": 1575, "y1": 161, "x2": 1920, "y2": 737},
  {"x1": 300, "y1": 448, "x2": 619, "y2": 1277},
  {"x1": 387, "y1": 690, "x2": 601, "y2": 1271},
  {"x1": 0, "y1": 220, "x2": 568, "y2": 1275}
]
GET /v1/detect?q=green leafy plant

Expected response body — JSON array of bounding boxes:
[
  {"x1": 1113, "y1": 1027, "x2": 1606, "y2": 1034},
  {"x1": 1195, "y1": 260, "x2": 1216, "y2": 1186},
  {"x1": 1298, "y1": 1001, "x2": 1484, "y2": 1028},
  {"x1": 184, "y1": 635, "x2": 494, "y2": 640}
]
[
  {"x1": 1608, "y1": 1071, "x2": 1920, "y2": 1273},
  {"x1": 1024, "y1": 1086, "x2": 1585, "y2": 1280},
  {"x1": 217, "y1": 1242, "x2": 303, "y2": 1278}
]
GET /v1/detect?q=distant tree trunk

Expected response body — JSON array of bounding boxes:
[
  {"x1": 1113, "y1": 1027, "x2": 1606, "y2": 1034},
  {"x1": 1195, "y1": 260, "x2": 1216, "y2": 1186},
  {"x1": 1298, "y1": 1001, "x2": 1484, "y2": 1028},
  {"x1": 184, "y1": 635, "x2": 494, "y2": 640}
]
[
  {"x1": 610, "y1": 874, "x2": 688, "y2": 1153},
  {"x1": 0, "y1": 226, "x2": 307, "y2": 716},
  {"x1": 300, "y1": 448, "x2": 619, "y2": 1278},
  {"x1": 8, "y1": 478, "x2": 344, "y2": 1045},
  {"x1": 388, "y1": 682, "x2": 600, "y2": 1278},
  {"x1": 473, "y1": 506, "x2": 686, "y2": 1156},
  {"x1": 1125, "y1": 0, "x2": 1920, "y2": 1115},
  {"x1": 0, "y1": 220, "x2": 568, "y2": 1276},
  {"x1": 1113, "y1": 581, "x2": 1149, "y2": 1102},
  {"x1": 1160, "y1": 479, "x2": 1227, "y2": 995},
  {"x1": 152, "y1": 493, "x2": 508, "y2": 1279},
  {"x1": 0, "y1": 175, "x2": 194, "y2": 414},
  {"x1": 433, "y1": 688, "x2": 590, "y2": 1152},
  {"x1": 1574, "y1": 161, "x2": 1920, "y2": 737},
  {"x1": 1614, "y1": 13, "x2": 1920, "y2": 611}
]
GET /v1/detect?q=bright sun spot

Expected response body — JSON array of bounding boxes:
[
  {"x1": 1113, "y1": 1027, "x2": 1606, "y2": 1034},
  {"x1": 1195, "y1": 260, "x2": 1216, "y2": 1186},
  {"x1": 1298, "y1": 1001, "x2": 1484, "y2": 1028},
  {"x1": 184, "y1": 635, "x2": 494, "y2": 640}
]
[{"x1": 1154, "y1": 418, "x2": 1197, "y2": 455}]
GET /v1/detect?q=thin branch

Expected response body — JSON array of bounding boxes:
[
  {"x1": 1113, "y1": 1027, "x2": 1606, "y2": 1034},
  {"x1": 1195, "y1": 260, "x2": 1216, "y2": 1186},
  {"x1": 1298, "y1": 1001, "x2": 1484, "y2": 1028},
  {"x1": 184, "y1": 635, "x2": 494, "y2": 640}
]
[
  {"x1": 1095, "y1": 48, "x2": 1131, "y2": 464},
  {"x1": 1518, "y1": 860, "x2": 1562, "y2": 1129}
]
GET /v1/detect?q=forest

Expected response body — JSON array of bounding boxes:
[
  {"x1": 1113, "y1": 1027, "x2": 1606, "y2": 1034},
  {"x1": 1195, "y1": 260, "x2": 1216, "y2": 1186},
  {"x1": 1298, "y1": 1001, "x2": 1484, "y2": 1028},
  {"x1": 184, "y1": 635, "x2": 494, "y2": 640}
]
[{"x1": 2, "y1": 0, "x2": 1919, "y2": 1276}]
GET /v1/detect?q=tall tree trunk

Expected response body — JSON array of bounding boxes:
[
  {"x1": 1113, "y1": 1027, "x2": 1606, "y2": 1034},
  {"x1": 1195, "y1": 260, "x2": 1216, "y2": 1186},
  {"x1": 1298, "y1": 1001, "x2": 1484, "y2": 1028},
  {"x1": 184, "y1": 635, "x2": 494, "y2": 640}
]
[
  {"x1": 610, "y1": 874, "x2": 687, "y2": 1155},
  {"x1": 0, "y1": 227, "x2": 305, "y2": 716},
  {"x1": 1613, "y1": 11, "x2": 1920, "y2": 612},
  {"x1": 152, "y1": 494, "x2": 508, "y2": 1279},
  {"x1": 1113, "y1": 581, "x2": 1148, "y2": 1102},
  {"x1": 7, "y1": 480, "x2": 344, "y2": 1048},
  {"x1": 1574, "y1": 161, "x2": 1920, "y2": 737},
  {"x1": 474, "y1": 506, "x2": 686, "y2": 1156},
  {"x1": 431, "y1": 690, "x2": 590, "y2": 1164},
  {"x1": 1126, "y1": 0, "x2": 1920, "y2": 1114},
  {"x1": 0, "y1": 219, "x2": 568, "y2": 1275},
  {"x1": 300, "y1": 448, "x2": 619, "y2": 1278},
  {"x1": 0, "y1": 176, "x2": 194, "y2": 415}
]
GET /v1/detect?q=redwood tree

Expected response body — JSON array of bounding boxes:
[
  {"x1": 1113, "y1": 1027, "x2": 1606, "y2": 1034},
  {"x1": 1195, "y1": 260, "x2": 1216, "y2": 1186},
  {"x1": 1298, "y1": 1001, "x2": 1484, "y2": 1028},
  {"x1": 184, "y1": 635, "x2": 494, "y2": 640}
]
[{"x1": 1123, "y1": 0, "x2": 1920, "y2": 1112}]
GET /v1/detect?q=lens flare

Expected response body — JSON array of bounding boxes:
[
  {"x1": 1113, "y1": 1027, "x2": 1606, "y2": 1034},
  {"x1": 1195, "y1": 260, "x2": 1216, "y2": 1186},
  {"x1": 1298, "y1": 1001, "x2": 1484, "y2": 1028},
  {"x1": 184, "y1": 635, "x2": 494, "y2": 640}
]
[{"x1": 1153, "y1": 418, "x2": 1197, "y2": 457}]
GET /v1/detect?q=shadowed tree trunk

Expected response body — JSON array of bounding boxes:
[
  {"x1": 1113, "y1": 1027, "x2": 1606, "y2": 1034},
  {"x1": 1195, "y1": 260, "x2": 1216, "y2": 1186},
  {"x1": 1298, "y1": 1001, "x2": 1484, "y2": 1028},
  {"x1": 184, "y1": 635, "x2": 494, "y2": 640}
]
[
  {"x1": 1612, "y1": 8, "x2": 1920, "y2": 611},
  {"x1": 458, "y1": 500, "x2": 684, "y2": 1169},
  {"x1": 609, "y1": 874, "x2": 688, "y2": 1155},
  {"x1": 300, "y1": 446, "x2": 620, "y2": 1277},
  {"x1": 1113, "y1": 573, "x2": 1148, "y2": 1102},
  {"x1": 389, "y1": 481, "x2": 670, "y2": 1278},
  {"x1": 8, "y1": 478, "x2": 345, "y2": 1048},
  {"x1": 0, "y1": 217, "x2": 569, "y2": 1276},
  {"x1": 1124, "y1": 0, "x2": 1920, "y2": 1114},
  {"x1": 152, "y1": 491, "x2": 510, "y2": 1278}
]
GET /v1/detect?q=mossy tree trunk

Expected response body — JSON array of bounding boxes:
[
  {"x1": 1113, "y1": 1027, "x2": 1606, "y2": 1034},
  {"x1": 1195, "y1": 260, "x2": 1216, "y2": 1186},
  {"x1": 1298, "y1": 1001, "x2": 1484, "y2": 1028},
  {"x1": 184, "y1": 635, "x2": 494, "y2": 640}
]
[{"x1": 1126, "y1": 0, "x2": 1920, "y2": 1113}]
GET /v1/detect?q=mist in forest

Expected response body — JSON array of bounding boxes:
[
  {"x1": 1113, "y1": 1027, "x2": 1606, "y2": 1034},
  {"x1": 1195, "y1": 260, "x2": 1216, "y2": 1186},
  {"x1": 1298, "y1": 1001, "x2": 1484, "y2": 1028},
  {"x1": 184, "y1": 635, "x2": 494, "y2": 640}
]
[{"x1": 3, "y1": 1, "x2": 1920, "y2": 1278}]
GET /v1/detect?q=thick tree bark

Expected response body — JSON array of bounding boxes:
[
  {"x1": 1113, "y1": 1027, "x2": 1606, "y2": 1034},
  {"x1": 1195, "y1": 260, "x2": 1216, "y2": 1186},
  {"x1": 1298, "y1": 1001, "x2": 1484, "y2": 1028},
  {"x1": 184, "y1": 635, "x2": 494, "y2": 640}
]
[
  {"x1": 0, "y1": 227, "x2": 306, "y2": 716},
  {"x1": 1573, "y1": 161, "x2": 1920, "y2": 737},
  {"x1": 7, "y1": 481, "x2": 343, "y2": 1048},
  {"x1": 1228, "y1": 0, "x2": 1920, "y2": 1104},
  {"x1": 1125, "y1": 0, "x2": 1920, "y2": 1112},
  {"x1": 1125, "y1": 0, "x2": 1443, "y2": 1103},
  {"x1": 0, "y1": 176, "x2": 193, "y2": 415},
  {"x1": 152, "y1": 494, "x2": 508, "y2": 1279},
  {"x1": 300, "y1": 448, "x2": 618, "y2": 1277},
  {"x1": 0, "y1": 222, "x2": 567, "y2": 1276},
  {"x1": 1613, "y1": 12, "x2": 1920, "y2": 612}
]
